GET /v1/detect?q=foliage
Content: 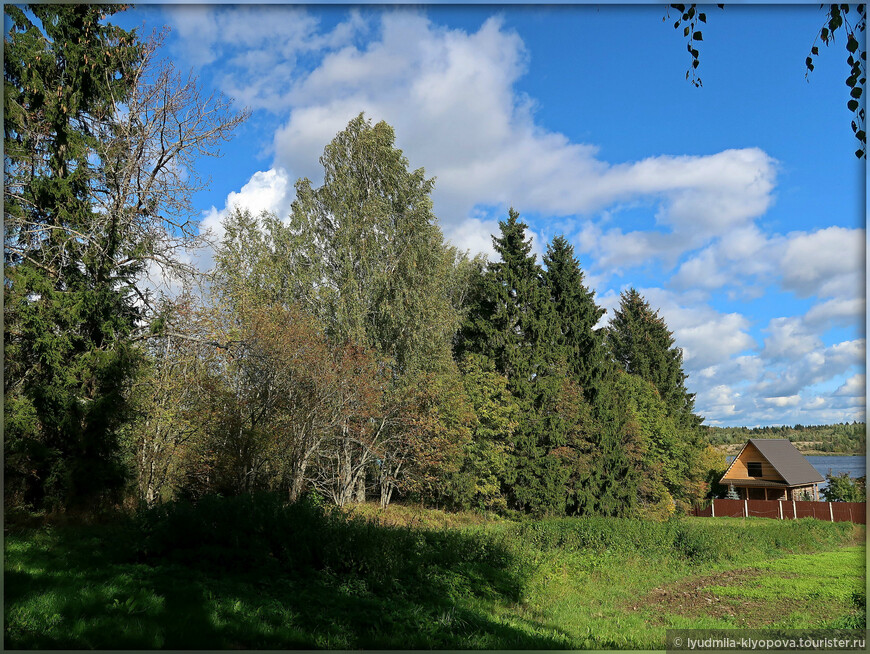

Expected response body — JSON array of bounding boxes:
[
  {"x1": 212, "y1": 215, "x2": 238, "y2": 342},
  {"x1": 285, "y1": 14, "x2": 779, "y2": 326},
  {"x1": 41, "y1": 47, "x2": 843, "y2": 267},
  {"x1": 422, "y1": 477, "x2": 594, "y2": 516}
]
[
  {"x1": 806, "y1": 4, "x2": 866, "y2": 158},
  {"x1": 396, "y1": 367, "x2": 476, "y2": 506},
  {"x1": 613, "y1": 371, "x2": 708, "y2": 516},
  {"x1": 542, "y1": 235, "x2": 606, "y2": 401},
  {"x1": 696, "y1": 443, "x2": 729, "y2": 499},
  {"x1": 122, "y1": 296, "x2": 212, "y2": 506},
  {"x1": 3, "y1": 4, "x2": 246, "y2": 511},
  {"x1": 444, "y1": 354, "x2": 520, "y2": 512},
  {"x1": 459, "y1": 210, "x2": 577, "y2": 514},
  {"x1": 4, "y1": 5, "x2": 144, "y2": 509},
  {"x1": 821, "y1": 472, "x2": 867, "y2": 502},
  {"x1": 665, "y1": 3, "x2": 720, "y2": 87},
  {"x1": 289, "y1": 113, "x2": 461, "y2": 377},
  {"x1": 606, "y1": 288, "x2": 699, "y2": 427}
]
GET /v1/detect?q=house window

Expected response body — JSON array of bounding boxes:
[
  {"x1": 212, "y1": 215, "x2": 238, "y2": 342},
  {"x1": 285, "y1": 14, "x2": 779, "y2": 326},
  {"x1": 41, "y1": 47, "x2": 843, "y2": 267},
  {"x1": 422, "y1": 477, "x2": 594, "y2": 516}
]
[{"x1": 747, "y1": 462, "x2": 763, "y2": 477}]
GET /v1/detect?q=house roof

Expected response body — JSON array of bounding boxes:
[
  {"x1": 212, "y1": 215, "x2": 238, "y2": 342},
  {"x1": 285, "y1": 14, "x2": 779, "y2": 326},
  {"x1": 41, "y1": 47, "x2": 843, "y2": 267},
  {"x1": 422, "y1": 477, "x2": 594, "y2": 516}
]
[{"x1": 738, "y1": 438, "x2": 825, "y2": 486}]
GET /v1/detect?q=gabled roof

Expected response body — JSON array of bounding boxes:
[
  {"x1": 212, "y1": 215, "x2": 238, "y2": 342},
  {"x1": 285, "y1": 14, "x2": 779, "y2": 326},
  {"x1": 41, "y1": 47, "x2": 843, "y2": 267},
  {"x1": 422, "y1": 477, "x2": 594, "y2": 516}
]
[
  {"x1": 747, "y1": 439, "x2": 824, "y2": 485},
  {"x1": 720, "y1": 438, "x2": 825, "y2": 487}
]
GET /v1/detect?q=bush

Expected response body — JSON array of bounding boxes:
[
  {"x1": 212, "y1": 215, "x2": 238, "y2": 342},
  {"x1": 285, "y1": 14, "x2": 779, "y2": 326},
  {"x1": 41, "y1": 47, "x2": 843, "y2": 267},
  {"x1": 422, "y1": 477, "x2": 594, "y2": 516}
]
[{"x1": 821, "y1": 473, "x2": 866, "y2": 502}]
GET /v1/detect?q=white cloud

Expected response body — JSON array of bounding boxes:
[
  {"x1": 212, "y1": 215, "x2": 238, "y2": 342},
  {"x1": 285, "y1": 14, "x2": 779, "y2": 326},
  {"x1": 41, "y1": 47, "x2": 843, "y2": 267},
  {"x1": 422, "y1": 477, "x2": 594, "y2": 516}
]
[
  {"x1": 834, "y1": 374, "x2": 866, "y2": 397},
  {"x1": 762, "y1": 317, "x2": 822, "y2": 361},
  {"x1": 166, "y1": 5, "x2": 368, "y2": 111},
  {"x1": 260, "y1": 12, "x2": 779, "y2": 261},
  {"x1": 444, "y1": 217, "x2": 499, "y2": 260},
  {"x1": 804, "y1": 297, "x2": 867, "y2": 328},
  {"x1": 696, "y1": 384, "x2": 741, "y2": 419},
  {"x1": 630, "y1": 287, "x2": 756, "y2": 370},
  {"x1": 193, "y1": 168, "x2": 294, "y2": 274},
  {"x1": 754, "y1": 338, "x2": 865, "y2": 399},
  {"x1": 670, "y1": 225, "x2": 773, "y2": 292},
  {"x1": 201, "y1": 167, "x2": 294, "y2": 243},
  {"x1": 762, "y1": 395, "x2": 802, "y2": 408},
  {"x1": 779, "y1": 226, "x2": 865, "y2": 299}
]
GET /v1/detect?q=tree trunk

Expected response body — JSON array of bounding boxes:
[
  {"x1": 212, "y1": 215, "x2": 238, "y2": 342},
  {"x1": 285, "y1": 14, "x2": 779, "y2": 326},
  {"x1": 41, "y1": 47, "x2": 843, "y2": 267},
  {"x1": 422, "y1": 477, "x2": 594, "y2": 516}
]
[
  {"x1": 355, "y1": 473, "x2": 366, "y2": 504},
  {"x1": 379, "y1": 482, "x2": 394, "y2": 510},
  {"x1": 288, "y1": 456, "x2": 308, "y2": 503}
]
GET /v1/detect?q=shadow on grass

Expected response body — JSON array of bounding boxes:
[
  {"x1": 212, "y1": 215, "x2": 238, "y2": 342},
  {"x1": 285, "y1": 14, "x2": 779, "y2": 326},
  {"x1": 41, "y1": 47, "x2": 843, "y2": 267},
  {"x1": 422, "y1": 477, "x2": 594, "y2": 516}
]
[{"x1": 5, "y1": 494, "x2": 569, "y2": 649}]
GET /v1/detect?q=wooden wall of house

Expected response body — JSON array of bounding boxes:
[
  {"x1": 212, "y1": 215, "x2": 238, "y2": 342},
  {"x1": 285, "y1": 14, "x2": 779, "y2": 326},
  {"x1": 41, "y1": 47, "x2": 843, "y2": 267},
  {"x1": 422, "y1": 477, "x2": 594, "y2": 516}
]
[
  {"x1": 787, "y1": 485, "x2": 818, "y2": 501},
  {"x1": 721, "y1": 442, "x2": 785, "y2": 481}
]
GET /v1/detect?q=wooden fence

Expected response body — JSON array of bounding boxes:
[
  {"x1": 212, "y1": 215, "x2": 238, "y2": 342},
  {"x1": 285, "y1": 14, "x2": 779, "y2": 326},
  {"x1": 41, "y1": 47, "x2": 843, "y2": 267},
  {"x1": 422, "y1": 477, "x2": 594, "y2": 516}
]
[{"x1": 692, "y1": 498, "x2": 865, "y2": 524}]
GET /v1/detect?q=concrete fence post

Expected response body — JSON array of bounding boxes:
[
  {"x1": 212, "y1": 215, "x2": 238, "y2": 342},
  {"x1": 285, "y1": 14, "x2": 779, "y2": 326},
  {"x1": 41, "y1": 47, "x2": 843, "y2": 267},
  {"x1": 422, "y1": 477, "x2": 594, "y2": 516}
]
[
  {"x1": 829, "y1": 502, "x2": 834, "y2": 522},
  {"x1": 792, "y1": 499, "x2": 797, "y2": 519},
  {"x1": 711, "y1": 500, "x2": 715, "y2": 518},
  {"x1": 744, "y1": 499, "x2": 748, "y2": 518},
  {"x1": 779, "y1": 501, "x2": 783, "y2": 520}
]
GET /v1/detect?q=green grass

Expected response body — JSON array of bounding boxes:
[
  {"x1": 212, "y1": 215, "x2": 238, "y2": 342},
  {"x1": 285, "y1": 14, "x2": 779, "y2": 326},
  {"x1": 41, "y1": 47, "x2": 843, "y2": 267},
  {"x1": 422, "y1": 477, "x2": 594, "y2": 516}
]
[{"x1": 4, "y1": 496, "x2": 865, "y2": 649}]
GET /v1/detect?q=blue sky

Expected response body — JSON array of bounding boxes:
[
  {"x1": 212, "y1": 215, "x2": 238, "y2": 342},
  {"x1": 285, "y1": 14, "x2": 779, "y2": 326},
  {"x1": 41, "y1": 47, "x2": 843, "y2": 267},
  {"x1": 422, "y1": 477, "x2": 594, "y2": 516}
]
[{"x1": 116, "y1": 3, "x2": 865, "y2": 427}]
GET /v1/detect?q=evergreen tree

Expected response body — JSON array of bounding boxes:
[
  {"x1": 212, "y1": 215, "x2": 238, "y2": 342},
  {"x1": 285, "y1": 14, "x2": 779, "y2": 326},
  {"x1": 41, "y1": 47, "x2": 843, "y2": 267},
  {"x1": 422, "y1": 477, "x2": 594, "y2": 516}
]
[
  {"x1": 4, "y1": 5, "x2": 143, "y2": 508},
  {"x1": 460, "y1": 210, "x2": 569, "y2": 514},
  {"x1": 606, "y1": 288, "x2": 700, "y2": 426},
  {"x1": 4, "y1": 5, "x2": 246, "y2": 510},
  {"x1": 568, "y1": 366, "x2": 641, "y2": 517},
  {"x1": 539, "y1": 236, "x2": 644, "y2": 517},
  {"x1": 542, "y1": 235, "x2": 606, "y2": 399}
]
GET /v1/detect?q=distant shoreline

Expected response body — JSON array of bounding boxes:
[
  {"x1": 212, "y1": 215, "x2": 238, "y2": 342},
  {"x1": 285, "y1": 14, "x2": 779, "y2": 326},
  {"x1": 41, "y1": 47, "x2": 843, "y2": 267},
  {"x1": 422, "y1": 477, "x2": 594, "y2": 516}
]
[{"x1": 716, "y1": 444, "x2": 865, "y2": 458}]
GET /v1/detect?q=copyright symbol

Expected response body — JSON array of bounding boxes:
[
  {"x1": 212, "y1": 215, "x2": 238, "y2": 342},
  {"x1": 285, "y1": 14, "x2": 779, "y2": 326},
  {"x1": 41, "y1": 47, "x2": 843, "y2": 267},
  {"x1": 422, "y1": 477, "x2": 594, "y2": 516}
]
[{"x1": 673, "y1": 637, "x2": 683, "y2": 648}]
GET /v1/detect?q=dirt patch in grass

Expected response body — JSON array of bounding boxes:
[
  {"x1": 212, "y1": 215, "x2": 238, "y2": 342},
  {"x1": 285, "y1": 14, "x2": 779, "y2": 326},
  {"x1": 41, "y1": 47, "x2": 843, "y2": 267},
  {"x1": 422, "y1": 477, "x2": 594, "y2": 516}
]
[{"x1": 630, "y1": 567, "x2": 837, "y2": 627}]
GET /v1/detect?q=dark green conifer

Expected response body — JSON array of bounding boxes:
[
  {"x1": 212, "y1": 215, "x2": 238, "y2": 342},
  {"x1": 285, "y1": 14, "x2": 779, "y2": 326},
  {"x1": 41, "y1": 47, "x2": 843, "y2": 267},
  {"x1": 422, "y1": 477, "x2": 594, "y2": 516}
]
[
  {"x1": 4, "y1": 5, "x2": 142, "y2": 508},
  {"x1": 606, "y1": 288, "x2": 699, "y2": 427},
  {"x1": 543, "y1": 235, "x2": 606, "y2": 399},
  {"x1": 460, "y1": 209, "x2": 570, "y2": 514}
]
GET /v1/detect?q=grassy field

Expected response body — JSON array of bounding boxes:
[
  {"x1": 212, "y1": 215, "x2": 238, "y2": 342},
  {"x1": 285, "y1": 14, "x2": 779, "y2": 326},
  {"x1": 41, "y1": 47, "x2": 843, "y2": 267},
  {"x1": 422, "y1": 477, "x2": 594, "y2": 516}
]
[{"x1": 4, "y1": 496, "x2": 865, "y2": 649}]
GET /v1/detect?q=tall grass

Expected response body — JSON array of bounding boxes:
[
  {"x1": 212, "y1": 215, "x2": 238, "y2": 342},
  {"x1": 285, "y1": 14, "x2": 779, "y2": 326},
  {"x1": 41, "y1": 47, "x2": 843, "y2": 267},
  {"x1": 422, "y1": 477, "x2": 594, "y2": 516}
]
[
  {"x1": 499, "y1": 514, "x2": 857, "y2": 565},
  {"x1": 4, "y1": 494, "x2": 863, "y2": 649}
]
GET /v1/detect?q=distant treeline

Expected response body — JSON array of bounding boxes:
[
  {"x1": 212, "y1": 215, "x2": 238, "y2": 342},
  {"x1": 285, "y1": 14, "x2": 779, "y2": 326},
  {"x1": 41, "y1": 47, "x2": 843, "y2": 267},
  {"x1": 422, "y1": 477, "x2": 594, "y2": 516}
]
[{"x1": 704, "y1": 423, "x2": 866, "y2": 454}]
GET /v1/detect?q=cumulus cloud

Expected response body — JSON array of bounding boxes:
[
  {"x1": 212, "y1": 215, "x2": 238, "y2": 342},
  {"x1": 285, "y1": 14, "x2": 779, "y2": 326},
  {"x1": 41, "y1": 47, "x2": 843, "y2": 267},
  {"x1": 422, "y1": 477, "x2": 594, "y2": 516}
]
[
  {"x1": 628, "y1": 287, "x2": 756, "y2": 370},
  {"x1": 761, "y1": 395, "x2": 802, "y2": 408},
  {"x1": 804, "y1": 297, "x2": 867, "y2": 328},
  {"x1": 261, "y1": 11, "x2": 779, "y2": 260},
  {"x1": 166, "y1": 5, "x2": 369, "y2": 111},
  {"x1": 834, "y1": 374, "x2": 866, "y2": 397},
  {"x1": 193, "y1": 168, "x2": 294, "y2": 273},
  {"x1": 762, "y1": 317, "x2": 822, "y2": 361},
  {"x1": 779, "y1": 226, "x2": 865, "y2": 299},
  {"x1": 201, "y1": 167, "x2": 294, "y2": 242}
]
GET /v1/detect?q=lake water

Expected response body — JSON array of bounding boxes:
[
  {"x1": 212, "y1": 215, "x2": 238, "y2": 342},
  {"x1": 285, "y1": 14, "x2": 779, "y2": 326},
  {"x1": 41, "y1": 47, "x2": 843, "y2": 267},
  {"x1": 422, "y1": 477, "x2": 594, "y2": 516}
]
[{"x1": 807, "y1": 455, "x2": 866, "y2": 491}]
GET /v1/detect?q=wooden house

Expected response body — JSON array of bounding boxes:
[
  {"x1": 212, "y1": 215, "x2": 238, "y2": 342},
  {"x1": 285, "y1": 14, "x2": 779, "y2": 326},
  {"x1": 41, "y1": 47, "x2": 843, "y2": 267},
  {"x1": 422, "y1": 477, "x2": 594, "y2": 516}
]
[{"x1": 719, "y1": 438, "x2": 825, "y2": 501}]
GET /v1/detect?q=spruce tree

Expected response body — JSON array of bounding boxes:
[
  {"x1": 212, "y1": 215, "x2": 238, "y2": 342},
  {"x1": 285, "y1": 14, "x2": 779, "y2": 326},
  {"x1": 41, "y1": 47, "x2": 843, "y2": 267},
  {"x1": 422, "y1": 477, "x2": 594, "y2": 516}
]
[
  {"x1": 543, "y1": 235, "x2": 606, "y2": 398},
  {"x1": 539, "y1": 236, "x2": 645, "y2": 517},
  {"x1": 4, "y1": 5, "x2": 143, "y2": 508},
  {"x1": 606, "y1": 288, "x2": 699, "y2": 426},
  {"x1": 460, "y1": 210, "x2": 569, "y2": 514}
]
